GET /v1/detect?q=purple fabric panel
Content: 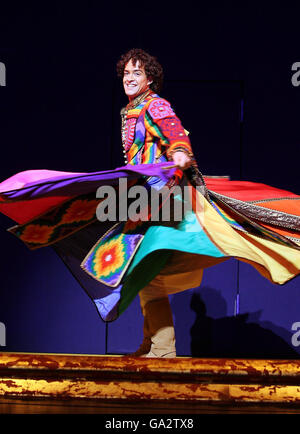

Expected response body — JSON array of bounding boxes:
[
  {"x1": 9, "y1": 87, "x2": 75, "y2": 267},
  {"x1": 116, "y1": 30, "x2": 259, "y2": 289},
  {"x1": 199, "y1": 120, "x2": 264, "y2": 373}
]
[{"x1": 0, "y1": 163, "x2": 176, "y2": 200}]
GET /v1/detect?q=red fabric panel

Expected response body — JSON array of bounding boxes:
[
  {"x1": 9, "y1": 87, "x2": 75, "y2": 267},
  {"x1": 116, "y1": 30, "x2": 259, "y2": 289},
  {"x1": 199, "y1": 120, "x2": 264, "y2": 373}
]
[{"x1": 0, "y1": 195, "x2": 71, "y2": 224}]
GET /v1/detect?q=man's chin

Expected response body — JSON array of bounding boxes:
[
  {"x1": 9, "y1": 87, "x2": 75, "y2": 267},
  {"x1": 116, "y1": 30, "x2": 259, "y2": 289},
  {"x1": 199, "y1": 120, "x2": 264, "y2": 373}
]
[
  {"x1": 126, "y1": 91, "x2": 139, "y2": 100},
  {"x1": 125, "y1": 89, "x2": 149, "y2": 100}
]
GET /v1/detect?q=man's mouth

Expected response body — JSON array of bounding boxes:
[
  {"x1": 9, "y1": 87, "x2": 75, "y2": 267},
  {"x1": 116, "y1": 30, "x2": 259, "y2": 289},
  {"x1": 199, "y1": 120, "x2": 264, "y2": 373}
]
[{"x1": 126, "y1": 84, "x2": 137, "y2": 88}]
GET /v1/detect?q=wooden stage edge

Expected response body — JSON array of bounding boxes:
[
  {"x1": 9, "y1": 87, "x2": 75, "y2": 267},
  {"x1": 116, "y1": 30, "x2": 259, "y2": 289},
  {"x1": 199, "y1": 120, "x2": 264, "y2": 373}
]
[{"x1": 1, "y1": 352, "x2": 300, "y2": 413}]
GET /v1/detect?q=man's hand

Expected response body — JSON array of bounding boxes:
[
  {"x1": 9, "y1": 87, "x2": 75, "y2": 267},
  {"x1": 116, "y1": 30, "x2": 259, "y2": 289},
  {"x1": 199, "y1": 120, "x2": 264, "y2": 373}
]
[{"x1": 172, "y1": 151, "x2": 192, "y2": 169}]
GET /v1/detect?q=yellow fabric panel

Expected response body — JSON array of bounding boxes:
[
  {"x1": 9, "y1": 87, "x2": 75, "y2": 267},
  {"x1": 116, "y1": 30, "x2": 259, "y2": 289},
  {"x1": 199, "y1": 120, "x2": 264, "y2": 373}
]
[{"x1": 197, "y1": 190, "x2": 300, "y2": 284}]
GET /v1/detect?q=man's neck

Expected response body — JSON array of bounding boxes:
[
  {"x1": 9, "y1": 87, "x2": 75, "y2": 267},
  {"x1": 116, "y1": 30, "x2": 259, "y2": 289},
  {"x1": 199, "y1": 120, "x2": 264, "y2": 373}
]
[{"x1": 126, "y1": 89, "x2": 152, "y2": 108}]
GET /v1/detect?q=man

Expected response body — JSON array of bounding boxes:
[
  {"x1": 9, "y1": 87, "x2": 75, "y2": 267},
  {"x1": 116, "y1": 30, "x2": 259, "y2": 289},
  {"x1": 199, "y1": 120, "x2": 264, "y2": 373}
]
[
  {"x1": 2, "y1": 49, "x2": 299, "y2": 361},
  {"x1": 116, "y1": 48, "x2": 197, "y2": 357}
]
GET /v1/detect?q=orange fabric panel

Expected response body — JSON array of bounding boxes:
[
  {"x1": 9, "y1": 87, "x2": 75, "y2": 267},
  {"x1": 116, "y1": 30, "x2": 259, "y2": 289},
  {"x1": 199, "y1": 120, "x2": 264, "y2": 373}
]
[{"x1": 253, "y1": 198, "x2": 300, "y2": 216}]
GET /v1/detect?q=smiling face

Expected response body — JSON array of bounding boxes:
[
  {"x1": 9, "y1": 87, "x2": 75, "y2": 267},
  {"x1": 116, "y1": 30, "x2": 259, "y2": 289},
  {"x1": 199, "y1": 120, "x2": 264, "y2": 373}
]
[{"x1": 123, "y1": 59, "x2": 152, "y2": 101}]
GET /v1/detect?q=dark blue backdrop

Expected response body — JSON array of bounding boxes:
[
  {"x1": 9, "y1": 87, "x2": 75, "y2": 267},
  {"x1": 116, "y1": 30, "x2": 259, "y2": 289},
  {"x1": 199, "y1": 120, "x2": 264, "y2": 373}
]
[{"x1": 0, "y1": 3, "x2": 299, "y2": 358}]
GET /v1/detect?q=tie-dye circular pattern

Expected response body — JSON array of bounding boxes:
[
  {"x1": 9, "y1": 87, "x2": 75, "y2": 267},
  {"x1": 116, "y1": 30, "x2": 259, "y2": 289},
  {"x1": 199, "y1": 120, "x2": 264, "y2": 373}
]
[{"x1": 82, "y1": 232, "x2": 144, "y2": 286}]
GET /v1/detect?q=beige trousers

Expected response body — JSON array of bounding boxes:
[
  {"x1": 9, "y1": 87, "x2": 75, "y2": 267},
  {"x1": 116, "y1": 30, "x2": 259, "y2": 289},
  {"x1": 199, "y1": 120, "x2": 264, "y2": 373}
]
[{"x1": 139, "y1": 251, "x2": 204, "y2": 314}]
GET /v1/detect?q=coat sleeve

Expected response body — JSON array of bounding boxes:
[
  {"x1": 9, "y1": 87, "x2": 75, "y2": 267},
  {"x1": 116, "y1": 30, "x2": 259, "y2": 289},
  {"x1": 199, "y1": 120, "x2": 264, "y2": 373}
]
[{"x1": 144, "y1": 98, "x2": 194, "y2": 160}]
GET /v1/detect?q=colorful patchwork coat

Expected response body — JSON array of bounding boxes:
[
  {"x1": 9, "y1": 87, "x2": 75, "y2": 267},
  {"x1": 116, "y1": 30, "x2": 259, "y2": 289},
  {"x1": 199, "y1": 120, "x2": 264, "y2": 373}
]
[{"x1": 1, "y1": 90, "x2": 300, "y2": 321}]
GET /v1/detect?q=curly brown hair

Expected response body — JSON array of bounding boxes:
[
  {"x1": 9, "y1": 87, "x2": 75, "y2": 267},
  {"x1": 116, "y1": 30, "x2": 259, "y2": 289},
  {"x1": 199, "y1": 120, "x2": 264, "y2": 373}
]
[{"x1": 116, "y1": 48, "x2": 164, "y2": 94}]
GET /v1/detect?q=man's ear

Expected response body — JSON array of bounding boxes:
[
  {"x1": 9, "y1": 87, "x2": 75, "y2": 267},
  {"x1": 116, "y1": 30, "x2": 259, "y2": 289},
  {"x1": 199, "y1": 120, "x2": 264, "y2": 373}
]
[{"x1": 147, "y1": 78, "x2": 153, "y2": 85}]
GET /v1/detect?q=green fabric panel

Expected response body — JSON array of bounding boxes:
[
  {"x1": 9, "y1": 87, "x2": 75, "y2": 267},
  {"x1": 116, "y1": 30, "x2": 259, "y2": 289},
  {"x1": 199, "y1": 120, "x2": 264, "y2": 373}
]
[
  {"x1": 118, "y1": 212, "x2": 225, "y2": 315},
  {"x1": 118, "y1": 249, "x2": 171, "y2": 315}
]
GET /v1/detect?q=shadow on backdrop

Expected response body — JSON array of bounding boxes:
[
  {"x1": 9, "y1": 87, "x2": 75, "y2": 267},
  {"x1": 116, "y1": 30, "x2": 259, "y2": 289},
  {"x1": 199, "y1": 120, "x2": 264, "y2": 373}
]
[{"x1": 189, "y1": 288, "x2": 299, "y2": 359}]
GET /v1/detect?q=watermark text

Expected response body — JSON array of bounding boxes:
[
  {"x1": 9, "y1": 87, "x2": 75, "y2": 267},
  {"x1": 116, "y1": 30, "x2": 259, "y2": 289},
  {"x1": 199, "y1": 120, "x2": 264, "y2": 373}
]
[
  {"x1": 0, "y1": 322, "x2": 6, "y2": 346},
  {"x1": 291, "y1": 321, "x2": 300, "y2": 347},
  {"x1": 95, "y1": 178, "x2": 204, "y2": 224},
  {"x1": 0, "y1": 62, "x2": 6, "y2": 86},
  {"x1": 291, "y1": 62, "x2": 300, "y2": 87}
]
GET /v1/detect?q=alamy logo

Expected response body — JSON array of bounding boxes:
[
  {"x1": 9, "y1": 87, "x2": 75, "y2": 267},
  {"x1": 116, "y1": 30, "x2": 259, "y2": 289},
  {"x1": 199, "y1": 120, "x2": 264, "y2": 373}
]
[
  {"x1": 0, "y1": 62, "x2": 6, "y2": 86},
  {"x1": 0, "y1": 322, "x2": 6, "y2": 346},
  {"x1": 291, "y1": 322, "x2": 300, "y2": 347},
  {"x1": 95, "y1": 178, "x2": 205, "y2": 224},
  {"x1": 291, "y1": 62, "x2": 300, "y2": 87}
]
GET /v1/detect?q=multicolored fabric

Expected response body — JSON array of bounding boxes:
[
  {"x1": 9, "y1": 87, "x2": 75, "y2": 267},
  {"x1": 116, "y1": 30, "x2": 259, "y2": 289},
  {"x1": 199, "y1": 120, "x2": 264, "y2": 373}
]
[
  {"x1": 116, "y1": 185, "x2": 300, "y2": 316},
  {"x1": 125, "y1": 100, "x2": 149, "y2": 164},
  {"x1": 8, "y1": 192, "x2": 100, "y2": 249},
  {"x1": 80, "y1": 176, "x2": 185, "y2": 287},
  {"x1": 145, "y1": 101, "x2": 193, "y2": 159},
  {"x1": 125, "y1": 93, "x2": 193, "y2": 165},
  {"x1": 81, "y1": 222, "x2": 145, "y2": 287},
  {"x1": 1, "y1": 89, "x2": 300, "y2": 322},
  {"x1": 147, "y1": 99, "x2": 176, "y2": 119},
  {"x1": 86, "y1": 95, "x2": 194, "y2": 285},
  {"x1": 205, "y1": 178, "x2": 300, "y2": 246},
  {"x1": 209, "y1": 196, "x2": 300, "y2": 249},
  {"x1": 123, "y1": 117, "x2": 137, "y2": 152},
  {"x1": 1, "y1": 163, "x2": 300, "y2": 321}
]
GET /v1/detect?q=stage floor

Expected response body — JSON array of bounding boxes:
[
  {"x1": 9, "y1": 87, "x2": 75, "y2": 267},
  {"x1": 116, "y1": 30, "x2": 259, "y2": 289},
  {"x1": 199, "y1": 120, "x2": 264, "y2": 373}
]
[
  {"x1": 1, "y1": 397, "x2": 300, "y2": 414},
  {"x1": 1, "y1": 352, "x2": 300, "y2": 414}
]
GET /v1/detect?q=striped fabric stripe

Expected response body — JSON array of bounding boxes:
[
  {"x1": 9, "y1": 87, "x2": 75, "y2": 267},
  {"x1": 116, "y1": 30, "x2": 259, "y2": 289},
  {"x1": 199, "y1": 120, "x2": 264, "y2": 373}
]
[{"x1": 144, "y1": 111, "x2": 170, "y2": 145}]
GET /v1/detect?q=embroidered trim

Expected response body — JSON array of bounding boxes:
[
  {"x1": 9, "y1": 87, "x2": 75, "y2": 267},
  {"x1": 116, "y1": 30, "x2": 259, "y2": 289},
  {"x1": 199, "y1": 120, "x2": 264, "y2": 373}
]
[
  {"x1": 209, "y1": 191, "x2": 300, "y2": 249},
  {"x1": 211, "y1": 191, "x2": 300, "y2": 231},
  {"x1": 247, "y1": 197, "x2": 300, "y2": 204}
]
